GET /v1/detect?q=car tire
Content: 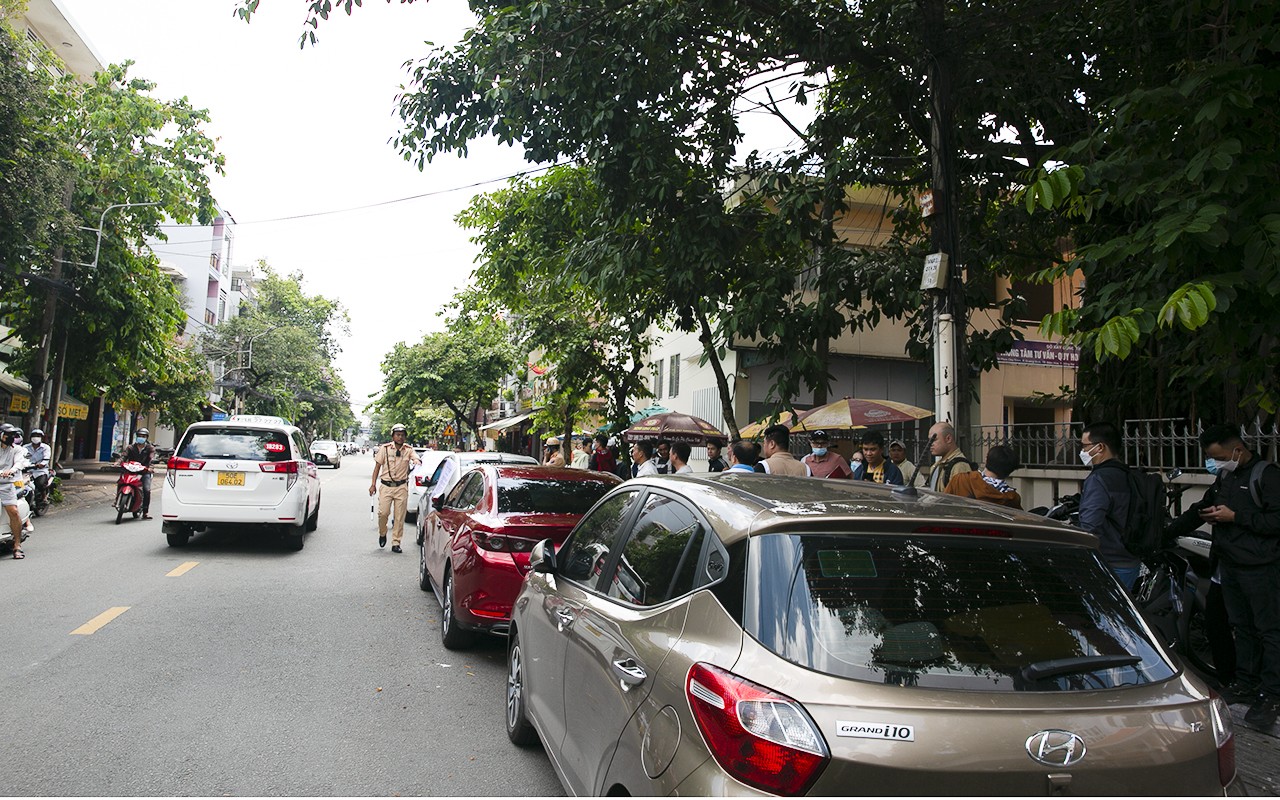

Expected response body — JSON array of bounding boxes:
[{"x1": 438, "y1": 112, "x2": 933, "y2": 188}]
[
  {"x1": 166, "y1": 532, "x2": 190, "y2": 547},
  {"x1": 334, "y1": 462, "x2": 341, "y2": 470},
  {"x1": 440, "y1": 569, "x2": 474, "y2": 650},
  {"x1": 305, "y1": 495, "x2": 320, "y2": 532},
  {"x1": 506, "y1": 631, "x2": 539, "y2": 747},
  {"x1": 287, "y1": 530, "x2": 305, "y2": 551}
]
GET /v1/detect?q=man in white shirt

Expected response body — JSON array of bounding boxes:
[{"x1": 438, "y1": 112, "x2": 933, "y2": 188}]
[
  {"x1": 0, "y1": 425, "x2": 30, "y2": 558},
  {"x1": 670, "y1": 442, "x2": 694, "y2": 474},
  {"x1": 631, "y1": 441, "x2": 659, "y2": 477}
]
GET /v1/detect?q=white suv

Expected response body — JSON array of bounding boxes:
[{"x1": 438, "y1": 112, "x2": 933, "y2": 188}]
[
  {"x1": 160, "y1": 415, "x2": 322, "y2": 550},
  {"x1": 310, "y1": 439, "x2": 342, "y2": 468}
]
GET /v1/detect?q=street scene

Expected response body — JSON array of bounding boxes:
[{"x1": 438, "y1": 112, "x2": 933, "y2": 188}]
[{"x1": 3, "y1": 0, "x2": 1280, "y2": 796}]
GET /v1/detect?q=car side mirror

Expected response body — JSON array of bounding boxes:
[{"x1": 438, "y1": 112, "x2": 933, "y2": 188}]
[
  {"x1": 529, "y1": 539, "x2": 557, "y2": 574},
  {"x1": 431, "y1": 495, "x2": 444, "y2": 511}
]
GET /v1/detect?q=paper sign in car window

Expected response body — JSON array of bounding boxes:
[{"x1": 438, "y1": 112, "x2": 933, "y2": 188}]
[{"x1": 818, "y1": 549, "x2": 877, "y2": 579}]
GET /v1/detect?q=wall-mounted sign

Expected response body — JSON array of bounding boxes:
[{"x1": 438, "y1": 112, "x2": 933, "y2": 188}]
[
  {"x1": 921, "y1": 252, "x2": 949, "y2": 292},
  {"x1": 997, "y1": 340, "x2": 1081, "y2": 368},
  {"x1": 918, "y1": 190, "x2": 936, "y2": 218}
]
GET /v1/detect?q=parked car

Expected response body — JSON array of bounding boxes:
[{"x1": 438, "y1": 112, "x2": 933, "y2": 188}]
[
  {"x1": 504, "y1": 473, "x2": 1237, "y2": 796},
  {"x1": 160, "y1": 414, "x2": 321, "y2": 550},
  {"x1": 418, "y1": 464, "x2": 621, "y2": 649},
  {"x1": 412, "y1": 450, "x2": 538, "y2": 522},
  {"x1": 407, "y1": 448, "x2": 448, "y2": 522},
  {"x1": 310, "y1": 439, "x2": 342, "y2": 468}
]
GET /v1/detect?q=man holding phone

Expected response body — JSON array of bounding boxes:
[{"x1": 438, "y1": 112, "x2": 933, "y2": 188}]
[{"x1": 1170, "y1": 424, "x2": 1280, "y2": 729}]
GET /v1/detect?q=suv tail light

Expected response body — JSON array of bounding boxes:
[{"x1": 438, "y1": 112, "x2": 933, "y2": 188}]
[
  {"x1": 414, "y1": 474, "x2": 427, "y2": 487},
  {"x1": 1209, "y1": 691, "x2": 1236, "y2": 786},
  {"x1": 259, "y1": 461, "x2": 300, "y2": 474},
  {"x1": 167, "y1": 456, "x2": 205, "y2": 487},
  {"x1": 686, "y1": 662, "x2": 829, "y2": 794}
]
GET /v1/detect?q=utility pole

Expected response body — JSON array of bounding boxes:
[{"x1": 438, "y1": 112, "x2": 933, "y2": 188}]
[{"x1": 921, "y1": 0, "x2": 967, "y2": 433}]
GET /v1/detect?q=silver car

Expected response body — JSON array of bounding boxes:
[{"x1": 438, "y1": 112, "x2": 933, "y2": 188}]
[{"x1": 505, "y1": 473, "x2": 1237, "y2": 795}]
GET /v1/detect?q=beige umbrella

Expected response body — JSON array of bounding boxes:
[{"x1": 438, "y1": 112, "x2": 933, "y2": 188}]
[
  {"x1": 790, "y1": 397, "x2": 933, "y2": 431},
  {"x1": 738, "y1": 410, "x2": 811, "y2": 439}
]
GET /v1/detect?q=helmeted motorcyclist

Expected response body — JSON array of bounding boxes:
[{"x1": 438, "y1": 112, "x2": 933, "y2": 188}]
[
  {"x1": 23, "y1": 427, "x2": 52, "y2": 513},
  {"x1": 0, "y1": 424, "x2": 30, "y2": 558},
  {"x1": 122, "y1": 427, "x2": 157, "y2": 520}
]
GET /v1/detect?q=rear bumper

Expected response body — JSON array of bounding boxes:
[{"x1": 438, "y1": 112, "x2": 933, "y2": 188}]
[
  {"x1": 159, "y1": 492, "x2": 308, "y2": 527},
  {"x1": 454, "y1": 548, "x2": 527, "y2": 632}
]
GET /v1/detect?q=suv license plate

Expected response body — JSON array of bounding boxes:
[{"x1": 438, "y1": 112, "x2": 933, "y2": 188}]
[{"x1": 217, "y1": 471, "x2": 245, "y2": 487}]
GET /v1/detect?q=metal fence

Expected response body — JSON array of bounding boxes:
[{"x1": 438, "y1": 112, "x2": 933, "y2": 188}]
[{"x1": 796, "y1": 418, "x2": 1280, "y2": 473}]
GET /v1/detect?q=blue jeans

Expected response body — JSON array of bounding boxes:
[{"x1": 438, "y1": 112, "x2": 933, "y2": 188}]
[{"x1": 1112, "y1": 565, "x2": 1140, "y2": 592}]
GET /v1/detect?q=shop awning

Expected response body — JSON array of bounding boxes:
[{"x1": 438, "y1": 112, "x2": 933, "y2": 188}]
[
  {"x1": 479, "y1": 410, "x2": 534, "y2": 434},
  {"x1": 0, "y1": 370, "x2": 89, "y2": 419}
]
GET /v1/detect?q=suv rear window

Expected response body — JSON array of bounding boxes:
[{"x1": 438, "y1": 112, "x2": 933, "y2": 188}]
[
  {"x1": 179, "y1": 428, "x2": 292, "y2": 462},
  {"x1": 745, "y1": 533, "x2": 1175, "y2": 692},
  {"x1": 497, "y1": 477, "x2": 615, "y2": 515}
]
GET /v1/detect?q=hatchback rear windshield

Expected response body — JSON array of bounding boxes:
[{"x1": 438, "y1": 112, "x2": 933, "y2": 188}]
[
  {"x1": 179, "y1": 429, "x2": 292, "y2": 462},
  {"x1": 497, "y1": 477, "x2": 615, "y2": 515},
  {"x1": 746, "y1": 533, "x2": 1175, "y2": 692}
]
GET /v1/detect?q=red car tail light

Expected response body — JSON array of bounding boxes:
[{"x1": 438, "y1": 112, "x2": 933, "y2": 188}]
[
  {"x1": 168, "y1": 457, "x2": 206, "y2": 471},
  {"x1": 474, "y1": 532, "x2": 537, "y2": 553},
  {"x1": 1210, "y1": 691, "x2": 1236, "y2": 786},
  {"x1": 686, "y1": 662, "x2": 829, "y2": 794}
]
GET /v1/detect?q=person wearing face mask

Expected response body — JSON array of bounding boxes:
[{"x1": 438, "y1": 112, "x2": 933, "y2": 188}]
[
  {"x1": 122, "y1": 427, "x2": 157, "y2": 520},
  {"x1": 1168, "y1": 424, "x2": 1280, "y2": 729},
  {"x1": 0, "y1": 425, "x2": 30, "y2": 558},
  {"x1": 23, "y1": 427, "x2": 53, "y2": 513},
  {"x1": 1076, "y1": 422, "x2": 1141, "y2": 590},
  {"x1": 801, "y1": 430, "x2": 850, "y2": 479}
]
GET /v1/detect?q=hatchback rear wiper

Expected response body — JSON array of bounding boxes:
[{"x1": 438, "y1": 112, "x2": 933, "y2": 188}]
[{"x1": 1021, "y1": 654, "x2": 1141, "y2": 682}]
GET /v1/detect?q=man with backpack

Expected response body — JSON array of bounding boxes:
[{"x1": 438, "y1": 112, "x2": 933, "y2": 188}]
[
  {"x1": 920, "y1": 422, "x2": 973, "y2": 490},
  {"x1": 1077, "y1": 422, "x2": 1143, "y2": 590},
  {"x1": 1168, "y1": 424, "x2": 1280, "y2": 729}
]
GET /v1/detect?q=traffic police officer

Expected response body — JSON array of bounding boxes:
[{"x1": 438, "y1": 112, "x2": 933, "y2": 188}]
[{"x1": 369, "y1": 423, "x2": 420, "y2": 552}]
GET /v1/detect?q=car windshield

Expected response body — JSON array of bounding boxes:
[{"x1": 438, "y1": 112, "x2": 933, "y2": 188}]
[
  {"x1": 745, "y1": 533, "x2": 1175, "y2": 692},
  {"x1": 496, "y1": 477, "x2": 615, "y2": 515},
  {"x1": 180, "y1": 429, "x2": 291, "y2": 462}
]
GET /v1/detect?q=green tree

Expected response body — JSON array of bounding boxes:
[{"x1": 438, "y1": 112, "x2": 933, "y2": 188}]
[
  {"x1": 0, "y1": 33, "x2": 224, "y2": 434},
  {"x1": 375, "y1": 311, "x2": 515, "y2": 442},
  {"x1": 202, "y1": 265, "x2": 355, "y2": 437}
]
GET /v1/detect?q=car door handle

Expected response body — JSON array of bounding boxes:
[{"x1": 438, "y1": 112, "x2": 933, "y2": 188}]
[
  {"x1": 611, "y1": 658, "x2": 647, "y2": 690},
  {"x1": 554, "y1": 608, "x2": 576, "y2": 631}
]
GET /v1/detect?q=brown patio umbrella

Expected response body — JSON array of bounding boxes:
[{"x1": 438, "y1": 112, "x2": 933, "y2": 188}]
[
  {"x1": 790, "y1": 397, "x2": 933, "y2": 430},
  {"x1": 622, "y1": 411, "x2": 726, "y2": 445}
]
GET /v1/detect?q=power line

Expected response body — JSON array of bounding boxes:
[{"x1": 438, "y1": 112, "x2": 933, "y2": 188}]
[{"x1": 155, "y1": 163, "x2": 566, "y2": 228}]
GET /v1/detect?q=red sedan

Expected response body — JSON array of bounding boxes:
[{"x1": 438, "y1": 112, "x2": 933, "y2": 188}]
[{"x1": 418, "y1": 464, "x2": 621, "y2": 649}]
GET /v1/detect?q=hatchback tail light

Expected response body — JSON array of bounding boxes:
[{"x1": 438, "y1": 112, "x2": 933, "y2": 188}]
[
  {"x1": 474, "y1": 531, "x2": 536, "y2": 553},
  {"x1": 1209, "y1": 691, "x2": 1236, "y2": 786},
  {"x1": 686, "y1": 662, "x2": 829, "y2": 794}
]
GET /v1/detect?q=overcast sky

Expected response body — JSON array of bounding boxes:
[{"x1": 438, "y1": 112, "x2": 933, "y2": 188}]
[{"x1": 56, "y1": 1, "x2": 806, "y2": 419}]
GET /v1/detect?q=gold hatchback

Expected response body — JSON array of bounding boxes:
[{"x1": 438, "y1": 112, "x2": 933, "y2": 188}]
[{"x1": 505, "y1": 473, "x2": 1237, "y2": 796}]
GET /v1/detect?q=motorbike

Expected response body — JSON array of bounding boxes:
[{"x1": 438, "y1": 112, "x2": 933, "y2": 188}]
[
  {"x1": 0, "y1": 470, "x2": 34, "y2": 553},
  {"x1": 115, "y1": 461, "x2": 149, "y2": 524},
  {"x1": 25, "y1": 465, "x2": 51, "y2": 517}
]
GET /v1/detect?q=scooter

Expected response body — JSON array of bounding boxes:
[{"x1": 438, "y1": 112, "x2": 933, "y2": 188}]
[
  {"x1": 0, "y1": 470, "x2": 33, "y2": 553},
  {"x1": 115, "y1": 461, "x2": 148, "y2": 524}
]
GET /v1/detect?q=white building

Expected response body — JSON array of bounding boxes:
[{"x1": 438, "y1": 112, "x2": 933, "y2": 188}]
[{"x1": 149, "y1": 211, "x2": 237, "y2": 337}]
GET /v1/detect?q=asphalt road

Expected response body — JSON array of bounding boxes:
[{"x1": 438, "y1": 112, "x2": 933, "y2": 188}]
[{"x1": 0, "y1": 453, "x2": 564, "y2": 796}]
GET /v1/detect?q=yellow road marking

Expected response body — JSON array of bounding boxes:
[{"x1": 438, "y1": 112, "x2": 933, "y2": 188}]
[
  {"x1": 70, "y1": 606, "x2": 130, "y2": 635},
  {"x1": 166, "y1": 561, "x2": 199, "y2": 577}
]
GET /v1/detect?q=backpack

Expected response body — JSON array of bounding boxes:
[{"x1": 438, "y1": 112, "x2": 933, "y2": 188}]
[
  {"x1": 935, "y1": 456, "x2": 980, "y2": 489},
  {"x1": 1246, "y1": 459, "x2": 1273, "y2": 508},
  {"x1": 1123, "y1": 467, "x2": 1167, "y2": 558}
]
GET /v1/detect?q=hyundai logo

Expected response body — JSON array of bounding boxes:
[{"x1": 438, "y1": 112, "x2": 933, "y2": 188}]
[{"x1": 1025, "y1": 730, "x2": 1086, "y2": 767}]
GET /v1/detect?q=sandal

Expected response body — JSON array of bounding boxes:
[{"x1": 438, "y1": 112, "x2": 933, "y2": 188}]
[{"x1": 12, "y1": 548, "x2": 24, "y2": 559}]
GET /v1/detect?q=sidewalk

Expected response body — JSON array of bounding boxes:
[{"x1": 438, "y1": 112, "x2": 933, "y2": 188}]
[{"x1": 38, "y1": 460, "x2": 1280, "y2": 794}]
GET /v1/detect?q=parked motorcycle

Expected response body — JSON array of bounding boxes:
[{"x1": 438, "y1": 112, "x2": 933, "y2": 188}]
[{"x1": 115, "y1": 461, "x2": 149, "y2": 524}]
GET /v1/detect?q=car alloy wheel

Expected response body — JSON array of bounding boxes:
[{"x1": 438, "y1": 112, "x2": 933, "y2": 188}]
[
  {"x1": 506, "y1": 632, "x2": 538, "y2": 746},
  {"x1": 440, "y1": 569, "x2": 473, "y2": 650},
  {"x1": 418, "y1": 542, "x2": 431, "y2": 592}
]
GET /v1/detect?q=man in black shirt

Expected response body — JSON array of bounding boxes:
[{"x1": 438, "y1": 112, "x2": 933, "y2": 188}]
[
  {"x1": 1170, "y1": 424, "x2": 1280, "y2": 729},
  {"x1": 123, "y1": 428, "x2": 157, "y2": 520}
]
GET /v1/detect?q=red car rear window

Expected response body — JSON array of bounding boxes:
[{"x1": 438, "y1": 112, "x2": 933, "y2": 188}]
[{"x1": 496, "y1": 477, "x2": 614, "y2": 515}]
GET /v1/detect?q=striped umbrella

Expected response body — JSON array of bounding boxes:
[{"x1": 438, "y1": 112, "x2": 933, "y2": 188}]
[{"x1": 738, "y1": 410, "x2": 811, "y2": 439}]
